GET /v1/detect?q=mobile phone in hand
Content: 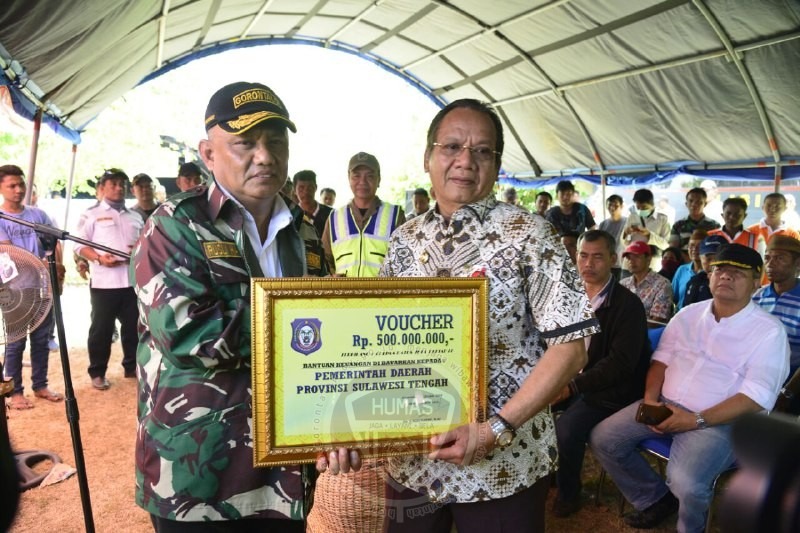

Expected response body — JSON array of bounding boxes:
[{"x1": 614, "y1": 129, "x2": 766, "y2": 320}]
[{"x1": 635, "y1": 403, "x2": 673, "y2": 425}]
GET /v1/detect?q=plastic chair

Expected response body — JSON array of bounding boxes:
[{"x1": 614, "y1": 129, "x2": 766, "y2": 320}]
[{"x1": 647, "y1": 326, "x2": 666, "y2": 352}]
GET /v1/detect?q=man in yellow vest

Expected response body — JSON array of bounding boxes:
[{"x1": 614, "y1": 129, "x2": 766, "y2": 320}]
[
  {"x1": 311, "y1": 152, "x2": 405, "y2": 531},
  {"x1": 322, "y1": 151, "x2": 405, "y2": 276}
]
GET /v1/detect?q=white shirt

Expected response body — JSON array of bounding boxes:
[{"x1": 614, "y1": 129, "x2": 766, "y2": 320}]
[
  {"x1": 74, "y1": 200, "x2": 143, "y2": 289},
  {"x1": 215, "y1": 183, "x2": 291, "y2": 277},
  {"x1": 654, "y1": 300, "x2": 789, "y2": 412}
]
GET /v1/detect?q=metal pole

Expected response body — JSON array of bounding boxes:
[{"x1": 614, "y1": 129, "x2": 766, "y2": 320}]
[
  {"x1": 43, "y1": 242, "x2": 95, "y2": 533},
  {"x1": 600, "y1": 172, "x2": 608, "y2": 220},
  {"x1": 24, "y1": 110, "x2": 42, "y2": 205},
  {"x1": 63, "y1": 144, "x2": 78, "y2": 229}
]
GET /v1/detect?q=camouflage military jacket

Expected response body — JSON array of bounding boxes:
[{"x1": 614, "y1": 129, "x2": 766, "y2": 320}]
[{"x1": 131, "y1": 183, "x2": 325, "y2": 521}]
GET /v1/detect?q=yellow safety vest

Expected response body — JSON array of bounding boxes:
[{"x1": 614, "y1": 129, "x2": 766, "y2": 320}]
[{"x1": 329, "y1": 203, "x2": 401, "y2": 277}]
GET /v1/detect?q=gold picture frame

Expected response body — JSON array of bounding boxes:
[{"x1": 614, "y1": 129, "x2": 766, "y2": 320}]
[{"x1": 251, "y1": 277, "x2": 488, "y2": 467}]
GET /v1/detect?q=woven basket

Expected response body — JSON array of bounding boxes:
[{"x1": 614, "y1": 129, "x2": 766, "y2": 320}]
[{"x1": 306, "y1": 458, "x2": 387, "y2": 533}]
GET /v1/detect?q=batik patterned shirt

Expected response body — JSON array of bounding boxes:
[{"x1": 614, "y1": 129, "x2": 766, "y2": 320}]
[
  {"x1": 620, "y1": 270, "x2": 674, "y2": 322},
  {"x1": 380, "y1": 195, "x2": 599, "y2": 502}
]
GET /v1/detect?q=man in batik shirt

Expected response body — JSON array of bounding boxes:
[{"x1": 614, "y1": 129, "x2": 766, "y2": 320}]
[
  {"x1": 620, "y1": 240, "x2": 674, "y2": 325},
  {"x1": 376, "y1": 99, "x2": 600, "y2": 532}
]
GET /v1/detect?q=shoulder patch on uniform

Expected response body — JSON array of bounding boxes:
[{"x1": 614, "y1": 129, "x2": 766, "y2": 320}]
[
  {"x1": 306, "y1": 252, "x2": 321, "y2": 270},
  {"x1": 203, "y1": 241, "x2": 241, "y2": 259}
]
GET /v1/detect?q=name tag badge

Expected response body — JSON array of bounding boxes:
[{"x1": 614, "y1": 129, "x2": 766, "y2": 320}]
[
  {"x1": 307, "y1": 252, "x2": 321, "y2": 270},
  {"x1": 203, "y1": 241, "x2": 241, "y2": 259}
]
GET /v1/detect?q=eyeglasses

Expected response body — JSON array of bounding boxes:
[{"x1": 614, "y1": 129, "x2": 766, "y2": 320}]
[{"x1": 432, "y1": 143, "x2": 499, "y2": 162}]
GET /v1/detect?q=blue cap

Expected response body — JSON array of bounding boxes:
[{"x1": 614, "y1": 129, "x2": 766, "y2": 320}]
[{"x1": 700, "y1": 235, "x2": 727, "y2": 256}]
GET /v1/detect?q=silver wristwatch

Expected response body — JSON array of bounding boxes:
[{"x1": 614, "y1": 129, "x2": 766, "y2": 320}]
[
  {"x1": 487, "y1": 415, "x2": 515, "y2": 448},
  {"x1": 694, "y1": 412, "x2": 708, "y2": 429}
]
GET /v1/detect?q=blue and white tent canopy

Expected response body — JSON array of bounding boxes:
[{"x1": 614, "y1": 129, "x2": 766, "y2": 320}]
[{"x1": 1, "y1": 0, "x2": 798, "y2": 181}]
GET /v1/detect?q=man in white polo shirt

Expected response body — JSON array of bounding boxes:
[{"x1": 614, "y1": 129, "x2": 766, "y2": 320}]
[
  {"x1": 591, "y1": 243, "x2": 789, "y2": 532},
  {"x1": 74, "y1": 169, "x2": 143, "y2": 390}
]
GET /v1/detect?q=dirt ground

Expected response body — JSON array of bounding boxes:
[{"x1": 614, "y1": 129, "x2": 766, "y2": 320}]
[{"x1": 5, "y1": 286, "x2": 705, "y2": 533}]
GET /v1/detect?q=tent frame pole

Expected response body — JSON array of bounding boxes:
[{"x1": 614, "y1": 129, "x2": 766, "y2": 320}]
[{"x1": 24, "y1": 110, "x2": 41, "y2": 205}]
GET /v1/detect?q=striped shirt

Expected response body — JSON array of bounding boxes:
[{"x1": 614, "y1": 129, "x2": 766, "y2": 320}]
[{"x1": 753, "y1": 281, "x2": 800, "y2": 373}]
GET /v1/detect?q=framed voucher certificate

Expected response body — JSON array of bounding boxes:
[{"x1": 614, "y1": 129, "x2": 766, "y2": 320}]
[{"x1": 251, "y1": 277, "x2": 488, "y2": 467}]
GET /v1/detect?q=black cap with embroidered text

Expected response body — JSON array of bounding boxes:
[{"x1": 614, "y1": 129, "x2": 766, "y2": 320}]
[
  {"x1": 710, "y1": 243, "x2": 763, "y2": 275},
  {"x1": 204, "y1": 82, "x2": 296, "y2": 134}
]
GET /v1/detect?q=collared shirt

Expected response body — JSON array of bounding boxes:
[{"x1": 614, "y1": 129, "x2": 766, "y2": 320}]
[
  {"x1": 216, "y1": 182, "x2": 291, "y2": 277},
  {"x1": 672, "y1": 261, "x2": 699, "y2": 309},
  {"x1": 380, "y1": 195, "x2": 599, "y2": 502},
  {"x1": 620, "y1": 270, "x2": 673, "y2": 322},
  {"x1": 670, "y1": 215, "x2": 720, "y2": 250},
  {"x1": 654, "y1": 300, "x2": 789, "y2": 411},
  {"x1": 683, "y1": 270, "x2": 712, "y2": 307},
  {"x1": 321, "y1": 196, "x2": 405, "y2": 273},
  {"x1": 74, "y1": 200, "x2": 143, "y2": 288},
  {"x1": 753, "y1": 280, "x2": 800, "y2": 372},
  {"x1": 587, "y1": 276, "x2": 614, "y2": 350},
  {"x1": 622, "y1": 211, "x2": 671, "y2": 255},
  {"x1": 747, "y1": 218, "x2": 800, "y2": 243},
  {"x1": 590, "y1": 276, "x2": 614, "y2": 310},
  {"x1": 406, "y1": 208, "x2": 431, "y2": 222},
  {"x1": 0, "y1": 206, "x2": 57, "y2": 258},
  {"x1": 708, "y1": 226, "x2": 761, "y2": 252}
]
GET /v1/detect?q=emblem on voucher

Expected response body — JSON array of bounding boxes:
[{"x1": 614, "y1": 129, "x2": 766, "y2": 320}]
[{"x1": 290, "y1": 318, "x2": 322, "y2": 355}]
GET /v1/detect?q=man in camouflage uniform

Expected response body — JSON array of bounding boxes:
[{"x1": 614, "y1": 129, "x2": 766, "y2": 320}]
[{"x1": 131, "y1": 81, "x2": 325, "y2": 532}]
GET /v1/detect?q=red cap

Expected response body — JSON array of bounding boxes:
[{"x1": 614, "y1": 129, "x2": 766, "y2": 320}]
[{"x1": 623, "y1": 240, "x2": 652, "y2": 258}]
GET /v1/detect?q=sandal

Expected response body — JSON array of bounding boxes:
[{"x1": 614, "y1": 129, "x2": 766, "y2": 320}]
[
  {"x1": 6, "y1": 393, "x2": 34, "y2": 410},
  {"x1": 34, "y1": 389, "x2": 64, "y2": 402}
]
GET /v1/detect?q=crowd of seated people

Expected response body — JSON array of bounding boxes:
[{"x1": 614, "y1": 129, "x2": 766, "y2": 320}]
[{"x1": 517, "y1": 181, "x2": 800, "y2": 529}]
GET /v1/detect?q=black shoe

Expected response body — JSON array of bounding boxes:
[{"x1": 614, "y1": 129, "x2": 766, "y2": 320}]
[
  {"x1": 124, "y1": 370, "x2": 136, "y2": 378},
  {"x1": 552, "y1": 497, "x2": 581, "y2": 518},
  {"x1": 624, "y1": 492, "x2": 678, "y2": 529}
]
